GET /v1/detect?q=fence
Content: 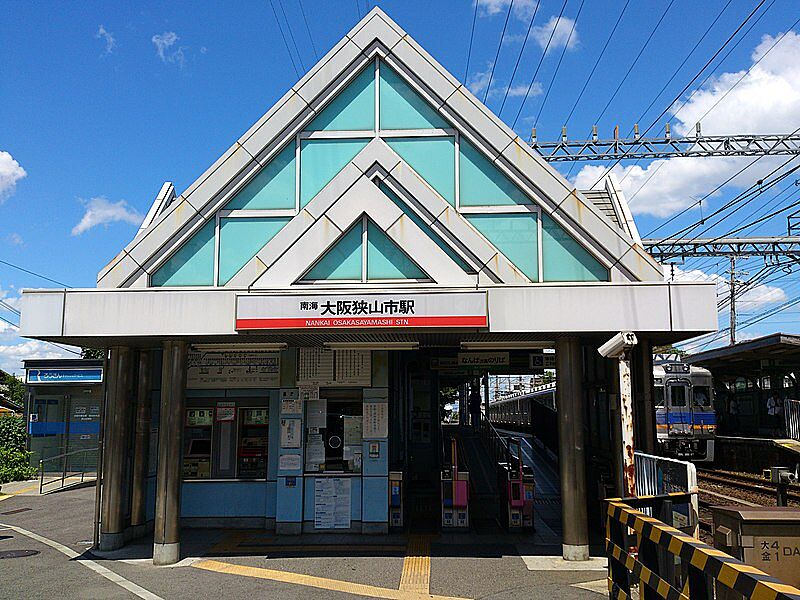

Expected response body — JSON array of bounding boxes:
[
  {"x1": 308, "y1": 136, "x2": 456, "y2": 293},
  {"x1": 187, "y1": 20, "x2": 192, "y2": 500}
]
[
  {"x1": 786, "y1": 398, "x2": 800, "y2": 441},
  {"x1": 634, "y1": 451, "x2": 698, "y2": 535},
  {"x1": 606, "y1": 492, "x2": 800, "y2": 600}
]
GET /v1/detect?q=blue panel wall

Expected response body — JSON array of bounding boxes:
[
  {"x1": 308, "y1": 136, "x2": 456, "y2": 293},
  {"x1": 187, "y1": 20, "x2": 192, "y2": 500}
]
[
  {"x1": 306, "y1": 67, "x2": 375, "y2": 132},
  {"x1": 386, "y1": 137, "x2": 455, "y2": 205},
  {"x1": 379, "y1": 63, "x2": 448, "y2": 130},
  {"x1": 304, "y1": 477, "x2": 362, "y2": 522},
  {"x1": 300, "y1": 138, "x2": 369, "y2": 207},
  {"x1": 182, "y1": 481, "x2": 267, "y2": 517},
  {"x1": 366, "y1": 221, "x2": 426, "y2": 279},
  {"x1": 466, "y1": 213, "x2": 539, "y2": 281},
  {"x1": 362, "y1": 477, "x2": 388, "y2": 523},
  {"x1": 303, "y1": 221, "x2": 363, "y2": 280},
  {"x1": 218, "y1": 217, "x2": 290, "y2": 284},
  {"x1": 459, "y1": 139, "x2": 532, "y2": 207},
  {"x1": 223, "y1": 143, "x2": 296, "y2": 210},
  {"x1": 151, "y1": 219, "x2": 215, "y2": 286},
  {"x1": 541, "y1": 214, "x2": 609, "y2": 281}
]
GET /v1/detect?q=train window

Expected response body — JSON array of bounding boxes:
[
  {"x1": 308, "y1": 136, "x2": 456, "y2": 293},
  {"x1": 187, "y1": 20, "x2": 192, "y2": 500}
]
[
  {"x1": 654, "y1": 387, "x2": 664, "y2": 407},
  {"x1": 669, "y1": 385, "x2": 687, "y2": 407},
  {"x1": 693, "y1": 386, "x2": 711, "y2": 407}
]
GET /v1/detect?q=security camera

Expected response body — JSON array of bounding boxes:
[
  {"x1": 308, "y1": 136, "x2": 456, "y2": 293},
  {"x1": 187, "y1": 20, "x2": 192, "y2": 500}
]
[{"x1": 598, "y1": 331, "x2": 638, "y2": 359}]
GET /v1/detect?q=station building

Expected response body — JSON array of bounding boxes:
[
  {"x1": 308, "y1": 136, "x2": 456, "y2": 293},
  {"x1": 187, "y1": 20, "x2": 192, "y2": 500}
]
[{"x1": 19, "y1": 8, "x2": 716, "y2": 565}]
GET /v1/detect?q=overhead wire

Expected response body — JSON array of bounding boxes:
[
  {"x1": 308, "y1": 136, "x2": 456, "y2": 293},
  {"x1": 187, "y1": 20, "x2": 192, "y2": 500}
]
[
  {"x1": 511, "y1": 0, "x2": 570, "y2": 130},
  {"x1": 0, "y1": 299, "x2": 20, "y2": 316},
  {"x1": 0, "y1": 315, "x2": 81, "y2": 356},
  {"x1": 297, "y1": 0, "x2": 319, "y2": 61},
  {"x1": 268, "y1": 0, "x2": 301, "y2": 78},
  {"x1": 532, "y1": 0, "x2": 585, "y2": 128},
  {"x1": 276, "y1": 0, "x2": 306, "y2": 72},
  {"x1": 498, "y1": 0, "x2": 542, "y2": 116},
  {"x1": 0, "y1": 258, "x2": 71, "y2": 288},
  {"x1": 483, "y1": 0, "x2": 516, "y2": 103},
  {"x1": 464, "y1": 0, "x2": 480, "y2": 84}
]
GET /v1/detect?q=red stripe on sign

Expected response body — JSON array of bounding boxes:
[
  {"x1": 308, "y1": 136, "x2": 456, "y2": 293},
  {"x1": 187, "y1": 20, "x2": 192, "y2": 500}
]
[{"x1": 235, "y1": 315, "x2": 488, "y2": 330}]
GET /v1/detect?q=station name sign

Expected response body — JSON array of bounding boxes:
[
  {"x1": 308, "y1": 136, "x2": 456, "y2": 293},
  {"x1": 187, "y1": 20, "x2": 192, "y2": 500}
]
[{"x1": 236, "y1": 292, "x2": 488, "y2": 330}]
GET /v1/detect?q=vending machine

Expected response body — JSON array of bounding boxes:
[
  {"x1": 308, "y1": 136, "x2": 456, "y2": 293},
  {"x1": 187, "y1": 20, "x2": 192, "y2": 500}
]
[{"x1": 238, "y1": 408, "x2": 269, "y2": 478}]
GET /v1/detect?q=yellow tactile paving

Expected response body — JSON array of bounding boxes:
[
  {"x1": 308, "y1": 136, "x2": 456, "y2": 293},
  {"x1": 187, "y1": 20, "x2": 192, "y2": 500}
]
[
  {"x1": 192, "y1": 558, "x2": 468, "y2": 600},
  {"x1": 399, "y1": 535, "x2": 431, "y2": 594}
]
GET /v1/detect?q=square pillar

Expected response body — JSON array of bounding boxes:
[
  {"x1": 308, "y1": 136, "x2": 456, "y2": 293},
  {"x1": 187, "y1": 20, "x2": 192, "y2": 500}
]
[
  {"x1": 555, "y1": 337, "x2": 589, "y2": 561},
  {"x1": 130, "y1": 349, "x2": 153, "y2": 538},
  {"x1": 632, "y1": 340, "x2": 656, "y2": 454},
  {"x1": 100, "y1": 346, "x2": 134, "y2": 551},
  {"x1": 153, "y1": 341, "x2": 188, "y2": 566}
]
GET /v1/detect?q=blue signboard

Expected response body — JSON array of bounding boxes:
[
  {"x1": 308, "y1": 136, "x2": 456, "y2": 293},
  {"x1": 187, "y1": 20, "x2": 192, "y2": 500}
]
[{"x1": 26, "y1": 368, "x2": 103, "y2": 384}]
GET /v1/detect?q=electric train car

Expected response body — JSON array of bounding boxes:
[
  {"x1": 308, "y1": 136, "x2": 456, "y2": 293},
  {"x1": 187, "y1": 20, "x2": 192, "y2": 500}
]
[
  {"x1": 487, "y1": 383, "x2": 556, "y2": 430},
  {"x1": 654, "y1": 361, "x2": 716, "y2": 462}
]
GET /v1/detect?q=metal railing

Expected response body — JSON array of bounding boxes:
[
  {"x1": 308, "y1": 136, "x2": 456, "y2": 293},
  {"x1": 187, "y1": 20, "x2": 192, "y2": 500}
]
[
  {"x1": 39, "y1": 447, "x2": 97, "y2": 495},
  {"x1": 634, "y1": 452, "x2": 698, "y2": 536},
  {"x1": 786, "y1": 398, "x2": 800, "y2": 441},
  {"x1": 606, "y1": 492, "x2": 800, "y2": 600},
  {"x1": 480, "y1": 419, "x2": 510, "y2": 470}
]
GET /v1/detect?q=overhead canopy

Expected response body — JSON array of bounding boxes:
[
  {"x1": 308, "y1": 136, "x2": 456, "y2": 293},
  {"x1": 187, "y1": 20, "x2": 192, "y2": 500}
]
[{"x1": 687, "y1": 333, "x2": 800, "y2": 378}]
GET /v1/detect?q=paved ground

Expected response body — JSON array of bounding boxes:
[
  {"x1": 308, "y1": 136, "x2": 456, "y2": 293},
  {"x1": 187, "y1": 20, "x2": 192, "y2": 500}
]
[{"x1": 0, "y1": 478, "x2": 609, "y2": 600}]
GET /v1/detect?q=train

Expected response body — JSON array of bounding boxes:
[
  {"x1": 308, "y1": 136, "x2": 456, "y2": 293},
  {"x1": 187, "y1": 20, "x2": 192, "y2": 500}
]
[{"x1": 487, "y1": 360, "x2": 716, "y2": 463}]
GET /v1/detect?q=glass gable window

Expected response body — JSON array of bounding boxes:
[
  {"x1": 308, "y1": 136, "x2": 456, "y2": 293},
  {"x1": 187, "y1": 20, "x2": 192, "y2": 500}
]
[
  {"x1": 305, "y1": 67, "x2": 375, "y2": 132},
  {"x1": 223, "y1": 144, "x2": 295, "y2": 210},
  {"x1": 152, "y1": 219, "x2": 216, "y2": 286},
  {"x1": 300, "y1": 138, "x2": 370, "y2": 207},
  {"x1": 379, "y1": 63, "x2": 449, "y2": 130},
  {"x1": 386, "y1": 137, "x2": 455, "y2": 205},
  {"x1": 218, "y1": 217, "x2": 290, "y2": 284},
  {"x1": 367, "y1": 220, "x2": 426, "y2": 279},
  {"x1": 541, "y1": 214, "x2": 608, "y2": 282},
  {"x1": 459, "y1": 139, "x2": 532, "y2": 207},
  {"x1": 466, "y1": 213, "x2": 539, "y2": 281},
  {"x1": 304, "y1": 221, "x2": 363, "y2": 281}
]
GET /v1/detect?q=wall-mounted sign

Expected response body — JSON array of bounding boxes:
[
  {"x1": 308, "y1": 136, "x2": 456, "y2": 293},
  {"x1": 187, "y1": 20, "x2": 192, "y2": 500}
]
[
  {"x1": 457, "y1": 352, "x2": 509, "y2": 367},
  {"x1": 215, "y1": 402, "x2": 236, "y2": 422},
  {"x1": 529, "y1": 354, "x2": 556, "y2": 369},
  {"x1": 236, "y1": 292, "x2": 487, "y2": 330},
  {"x1": 26, "y1": 368, "x2": 103, "y2": 384},
  {"x1": 187, "y1": 350, "x2": 280, "y2": 389}
]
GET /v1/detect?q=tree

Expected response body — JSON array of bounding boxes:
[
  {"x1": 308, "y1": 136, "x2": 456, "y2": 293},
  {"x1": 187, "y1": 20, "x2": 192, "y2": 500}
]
[
  {"x1": 81, "y1": 347, "x2": 106, "y2": 360},
  {"x1": 2, "y1": 373, "x2": 24, "y2": 410},
  {"x1": 0, "y1": 415, "x2": 36, "y2": 484}
]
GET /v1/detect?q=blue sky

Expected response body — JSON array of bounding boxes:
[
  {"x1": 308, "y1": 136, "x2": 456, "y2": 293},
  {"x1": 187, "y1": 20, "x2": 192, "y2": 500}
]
[{"x1": 1, "y1": 0, "x2": 799, "y2": 371}]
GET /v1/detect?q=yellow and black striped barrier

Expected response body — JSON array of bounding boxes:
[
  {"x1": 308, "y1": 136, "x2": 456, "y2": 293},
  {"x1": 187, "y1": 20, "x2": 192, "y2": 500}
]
[{"x1": 605, "y1": 492, "x2": 800, "y2": 600}]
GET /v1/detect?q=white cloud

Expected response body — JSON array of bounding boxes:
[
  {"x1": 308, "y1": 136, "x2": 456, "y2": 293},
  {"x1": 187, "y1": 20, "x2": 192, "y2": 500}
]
[
  {"x1": 467, "y1": 62, "x2": 542, "y2": 99},
  {"x1": 0, "y1": 151, "x2": 26, "y2": 201},
  {"x1": 95, "y1": 25, "x2": 115, "y2": 55},
  {"x1": 477, "y1": 0, "x2": 539, "y2": 21},
  {"x1": 670, "y1": 266, "x2": 786, "y2": 309},
  {"x1": 6, "y1": 233, "x2": 23, "y2": 247},
  {"x1": 531, "y1": 16, "x2": 579, "y2": 53},
  {"x1": 573, "y1": 30, "x2": 800, "y2": 217},
  {"x1": 71, "y1": 196, "x2": 143, "y2": 236},
  {"x1": 0, "y1": 340, "x2": 78, "y2": 375},
  {"x1": 152, "y1": 31, "x2": 186, "y2": 67}
]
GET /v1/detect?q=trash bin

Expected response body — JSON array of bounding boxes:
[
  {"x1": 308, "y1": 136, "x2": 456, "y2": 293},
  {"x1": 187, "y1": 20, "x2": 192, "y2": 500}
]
[{"x1": 712, "y1": 506, "x2": 800, "y2": 598}]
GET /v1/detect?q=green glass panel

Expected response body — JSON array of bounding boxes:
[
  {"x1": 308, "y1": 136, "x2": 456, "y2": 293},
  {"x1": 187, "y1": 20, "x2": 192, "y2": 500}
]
[
  {"x1": 224, "y1": 144, "x2": 295, "y2": 210},
  {"x1": 379, "y1": 63, "x2": 449, "y2": 129},
  {"x1": 386, "y1": 137, "x2": 455, "y2": 205},
  {"x1": 466, "y1": 213, "x2": 538, "y2": 281},
  {"x1": 151, "y1": 219, "x2": 215, "y2": 286},
  {"x1": 366, "y1": 220, "x2": 427, "y2": 279},
  {"x1": 218, "y1": 217, "x2": 290, "y2": 284},
  {"x1": 303, "y1": 222, "x2": 363, "y2": 280},
  {"x1": 541, "y1": 214, "x2": 608, "y2": 281},
  {"x1": 378, "y1": 182, "x2": 472, "y2": 272},
  {"x1": 300, "y1": 138, "x2": 369, "y2": 207},
  {"x1": 305, "y1": 67, "x2": 375, "y2": 131},
  {"x1": 459, "y1": 139, "x2": 532, "y2": 206}
]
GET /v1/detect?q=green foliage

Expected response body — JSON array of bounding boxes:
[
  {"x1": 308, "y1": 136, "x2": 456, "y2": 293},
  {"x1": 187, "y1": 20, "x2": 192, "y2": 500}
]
[
  {"x1": 0, "y1": 415, "x2": 36, "y2": 484},
  {"x1": 2, "y1": 373, "x2": 25, "y2": 410},
  {"x1": 81, "y1": 347, "x2": 106, "y2": 359}
]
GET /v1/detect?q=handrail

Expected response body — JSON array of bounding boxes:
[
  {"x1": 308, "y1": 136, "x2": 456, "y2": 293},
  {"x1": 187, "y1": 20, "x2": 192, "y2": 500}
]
[
  {"x1": 606, "y1": 492, "x2": 800, "y2": 599},
  {"x1": 39, "y1": 447, "x2": 97, "y2": 495}
]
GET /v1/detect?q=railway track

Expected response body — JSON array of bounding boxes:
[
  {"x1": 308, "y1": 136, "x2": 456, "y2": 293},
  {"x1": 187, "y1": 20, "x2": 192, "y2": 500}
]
[{"x1": 697, "y1": 468, "x2": 800, "y2": 503}]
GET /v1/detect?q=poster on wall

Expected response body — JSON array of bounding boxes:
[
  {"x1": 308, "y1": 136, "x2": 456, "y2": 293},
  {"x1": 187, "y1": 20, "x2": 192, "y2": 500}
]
[
  {"x1": 314, "y1": 477, "x2": 351, "y2": 529},
  {"x1": 335, "y1": 350, "x2": 372, "y2": 385},
  {"x1": 187, "y1": 350, "x2": 280, "y2": 389},
  {"x1": 299, "y1": 384, "x2": 319, "y2": 403},
  {"x1": 278, "y1": 454, "x2": 302, "y2": 471},
  {"x1": 215, "y1": 402, "x2": 236, "y2": 422},
  {"x1": 306, "y1": 399, "x2": 327, "y2": 429},
  {"x1": 280, "y1": 418, "x2": 301, "y2": 448},
  {"x1": 281, "y1": 389, "x2": 301, "y2": 415},
  {"x1": 305, "y1": 433, "x2": 325, "y2": 471},
  {"x1": 363, "y1": 402, "x2": 388, "y2": 438},
  {"x1": 298, "y1": 348, "x2": 334, "y2": 383}
]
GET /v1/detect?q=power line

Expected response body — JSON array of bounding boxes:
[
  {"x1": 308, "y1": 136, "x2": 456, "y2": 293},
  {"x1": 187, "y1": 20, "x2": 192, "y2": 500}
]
[
  {"x1": 0, "y1": 314, "x2": 81, "y2": 356},
  {"x1": 297, "y1": 0, "x2": 318, "y2": 61},
  {"x1": 0, "y1": 299, "x2": 20, "y2": 317},
  {"x1": 483, "y1": 0, "x2": 516, "y2": 103},
  {"x1": 268, "y1": 0, "x2": 300, "y2": 78},
  {"x1": 498, "y1": 0, "x2": 542, "y2": 116},
  {"x1": 276, "y1": 0, "x2": 306, "y2": 72},
  {"x1": 561, "y1": 0, "x2": 629, "y2": 126},
  {"x1": 511, "y1": 0, "x2": 569, "y2": 130},
  {"x1": 464, "y1": 0, "x2": 479, "y2": 84},
  {"x1": 0, "y1": 258, "x2": 71, "y2": 288},
  {"x1": 532, "y1": 0, "x2": 584, "y2": 128}
]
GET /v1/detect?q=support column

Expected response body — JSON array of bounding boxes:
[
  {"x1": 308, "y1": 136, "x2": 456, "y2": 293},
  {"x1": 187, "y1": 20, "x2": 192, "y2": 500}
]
[
  {"x1": 153, "y1": 341, "x2": 188, "y2": 566},
  {"x1": 632, "y1": 340, "x2": 656, "y2": 455},
  {"x1": 99, "y1": 346, "x2": 133, "y2": 551},
  {"x1": 617, "y1": 354, "x2": 636, "y2": 498},
  {"x1": 556, "y1": 337, "x2": 589, "y2": 561},
  {"x1": 130, "y1": 349, "x2": 152, "y2": 538}
]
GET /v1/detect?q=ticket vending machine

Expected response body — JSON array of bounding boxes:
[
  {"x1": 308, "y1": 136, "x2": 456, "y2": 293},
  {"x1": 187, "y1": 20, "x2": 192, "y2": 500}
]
[
  {"x1": 502, "y1": 438, "x2": 535, "y2": 530},
  {"x1": 441, "y1": 438, "x2": 469, "y2": 529},
  {"x1": 389, "y1": 471, "x2": 404, "y2": 528}
]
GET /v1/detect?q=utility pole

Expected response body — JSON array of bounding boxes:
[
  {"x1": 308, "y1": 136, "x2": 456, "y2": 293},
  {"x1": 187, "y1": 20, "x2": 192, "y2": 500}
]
[{"x1": 729, "y1": 256, "x2": 737, "y2": 346}]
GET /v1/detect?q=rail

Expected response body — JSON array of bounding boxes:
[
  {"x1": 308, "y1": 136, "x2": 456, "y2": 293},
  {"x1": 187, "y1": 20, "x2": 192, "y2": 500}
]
[
  {"x1": 634, "y1": 452, "x2": 698, "y2": 535},
  {"x1": 39, "y1": 447, "x2": 97, "y2": 495},
  {"x1": 787, "y1": 398, "x2": 800, "y2": 441},
  {"x1": 480, "y1": 419, "x2": 510, "y2": 469},
  {"x1": 606, "y1": 492, "x2": 800, "y2": 600}
]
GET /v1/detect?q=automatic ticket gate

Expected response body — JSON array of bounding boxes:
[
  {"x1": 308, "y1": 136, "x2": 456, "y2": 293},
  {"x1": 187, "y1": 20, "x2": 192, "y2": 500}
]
[
  {"x1": 441, "y1": 437, "x2": 469, "y2": 528},
  {"x1": 500, "y1": 437, "x2": 535, "y2": 530}
]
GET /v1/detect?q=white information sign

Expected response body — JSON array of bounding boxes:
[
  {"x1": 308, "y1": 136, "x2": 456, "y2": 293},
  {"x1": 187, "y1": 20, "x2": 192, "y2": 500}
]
[
  {"x1": 299, "y1": 384, "x2": 320, "y2": 403},
  {"x1": 236, "y1": 292, "x2": 488, "y2": 330},
  {"x1": 314, "y1": 478, "x2": 351, "y2": 529},
  {"x1": 305, "y1": 433, "x2": 325, "y2": 471},
  {"x1": 306, "y1": 399, "x2": 327, "y2": 429},
  {"x1": 280, "y1": 418, "x2": 301, "y2": 448},
  {"x1": 335, "y1": 350, "x2": 372, "y2": 385},
  {"x1": 280, "y1": 389, "x2": 301, "y2": 415},
  {"x1": 457, "y1": 352, "x2": 510, "y2": 367},
  {"x1": 363, "y1": 402, "x2": 388, "y2": 439},
  {"x1": 298, "y1": 348, "x2": 334, "y2": 383},
  {"x1": 278, "y1": 454, "x2": 302, "y2": 471},
  {"x1": 187, "y1": 350, "x2": 280, "y2": 389}
]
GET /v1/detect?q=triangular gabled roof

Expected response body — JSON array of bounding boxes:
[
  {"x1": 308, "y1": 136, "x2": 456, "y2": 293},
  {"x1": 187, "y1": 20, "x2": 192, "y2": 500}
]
[{"x1": 97, "y1": 7, "x2": 662, "y2": 289}]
